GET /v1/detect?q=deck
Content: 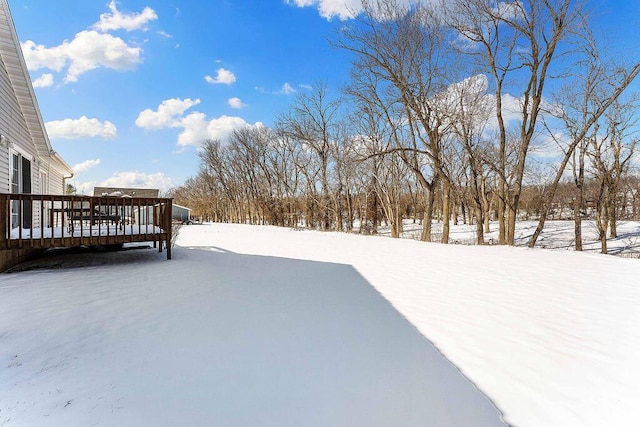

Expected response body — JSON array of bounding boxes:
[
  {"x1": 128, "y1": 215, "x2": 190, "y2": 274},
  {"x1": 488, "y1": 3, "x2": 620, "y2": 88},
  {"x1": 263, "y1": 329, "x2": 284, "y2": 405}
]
[{"x1": 1, "y1": 193, "x2": 173, "y2": 259}]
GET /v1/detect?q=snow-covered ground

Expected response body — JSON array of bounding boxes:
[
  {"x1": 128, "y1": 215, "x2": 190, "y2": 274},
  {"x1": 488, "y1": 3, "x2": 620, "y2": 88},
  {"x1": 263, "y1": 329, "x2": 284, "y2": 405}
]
[
  {"x1": 394, "y1": 219, "x2": 640, "y2": 257},
  {"x1": 2, "y1": 221, "x2": 640, "y2": 426}
]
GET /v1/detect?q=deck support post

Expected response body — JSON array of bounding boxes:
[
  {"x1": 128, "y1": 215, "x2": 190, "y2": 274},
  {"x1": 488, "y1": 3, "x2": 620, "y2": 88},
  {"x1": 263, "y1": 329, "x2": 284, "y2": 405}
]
[
  {"x1": 166, "y1": 199, "x2": 172, "y2": 260},
  {"x1": 0, "y1": 194, "x2": 8, "y2": 249}
]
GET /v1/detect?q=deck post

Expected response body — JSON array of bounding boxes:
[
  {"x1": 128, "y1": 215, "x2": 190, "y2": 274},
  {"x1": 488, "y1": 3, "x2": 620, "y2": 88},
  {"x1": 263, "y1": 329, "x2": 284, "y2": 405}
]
[
  {"x1": 0, "y1": 194, "x2": 8, "y2": 249},
  {"x1": 166, "y1": 199, "x2": 172, "y2": 260},
  {"x1": 157, "y1": 201, "x2": 164, "y2": 254}
]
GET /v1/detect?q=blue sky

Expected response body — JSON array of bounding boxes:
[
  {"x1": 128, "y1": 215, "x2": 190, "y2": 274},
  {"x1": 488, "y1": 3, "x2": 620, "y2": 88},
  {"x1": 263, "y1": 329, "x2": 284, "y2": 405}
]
[
  {"x1": 9, "y1": 0, "x2": 357, "y2": 194},
  {"x1": 8, "y1": 0, "x2": 640, "y2": 194}
]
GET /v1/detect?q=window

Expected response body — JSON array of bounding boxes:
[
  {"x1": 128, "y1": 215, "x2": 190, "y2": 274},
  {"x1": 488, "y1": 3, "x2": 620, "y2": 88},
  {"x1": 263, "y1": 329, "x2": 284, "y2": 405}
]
[
  {"x1": 10, "y1": 153, "x2": 19, "y2": 194},
  {"x1": 9, "y1": 151, "x2": 32, "y2": 228}
]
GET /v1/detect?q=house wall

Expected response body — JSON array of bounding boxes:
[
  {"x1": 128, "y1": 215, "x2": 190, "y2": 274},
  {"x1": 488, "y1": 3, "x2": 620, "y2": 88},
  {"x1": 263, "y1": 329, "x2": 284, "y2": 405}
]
[
  {"x1": 0, "y1": 143, "x2": 8, "y2": 192},
  {"x1": 49, "y1": 166, "x2": 64, "y2": 194},
  {"x1": 0, "y1": 19, "x2": 39, "y2": 194}
]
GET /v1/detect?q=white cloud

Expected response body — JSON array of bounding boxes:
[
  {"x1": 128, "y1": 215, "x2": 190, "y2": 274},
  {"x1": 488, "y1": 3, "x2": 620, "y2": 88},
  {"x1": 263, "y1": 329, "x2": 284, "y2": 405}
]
[
  {"x1": 72, "y1": 159, "x2": 101, "y2": 173},
  {"x1": 280, "y1": 82, "x2": 297, "y2": 95},
  {"x1": 32, "y1": 73, "x2": 54, "y2": 88},
  {"x1": 285, "y1": 0, "x2": 361, "y2": 20},
  {"x1": 21, "y1": 30, "x2": 142, "y2": 83},
  {"x1": 72, "y1": 180, "x2": 96, "y2": 195},
  {"x1": 175, "y1": 112, "x2": 209, "y2": 148},
  {"x1": 64, "y1": 31, "x2": 142, "y2": 82},
  {"x1": 100, "y1": 171, "x2": 173, "y2": 191},
  {"x1": 20, "y1": 1, "x2": 154, "y2": 83},
  {"x1": 136, "y1": 98, "x2": 201, "y2": 129},
  {"x1": 227, "y1": 97, "x2": 246, "y2": 109},
  {"x1": 528, "y1": 131, "x2": 567, "y2": 160},
  {"x1": 205, "y1": 116, "x2": 258, "y2": 145},
  {"x1": 175, "y1": 113, "x2": 259, "y2": 147},
  {"x1": 255, "y1": 84, "x2": 300, "y2": 95},
  {"x1": 492, "y1": 1, "x2": 525, "y2": 22},
  {"x1": 483, "y1": 91, "x2": 559, "y2": 134},
  {"x1": 286, "y1": 0, "x2": 472, "y2": 21},
  {"x1": 93, "y1": 0, "x2": 158, "y2": 32},
  {"x1": 20, "y1": 40, "x2": 67, "y2": 71},
  {"x1": 45, "y1": 116, "x2": 117, "y2": 140},
  {"x1": 135, "y1": 98, "x2": 262, "y2": 147},
  {"x1": 204, "y1": 68, "x2": 236, "y2": 85},
  {"x1": 73, "y1": 171, "x2": 173, "y2": 195}
]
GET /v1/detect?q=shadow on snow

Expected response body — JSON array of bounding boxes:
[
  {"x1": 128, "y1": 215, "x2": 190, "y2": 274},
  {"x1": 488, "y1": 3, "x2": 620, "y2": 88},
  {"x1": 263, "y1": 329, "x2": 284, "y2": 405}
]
[{"x1": 1, "y1": 244, "x2": 507, "y2": 426}]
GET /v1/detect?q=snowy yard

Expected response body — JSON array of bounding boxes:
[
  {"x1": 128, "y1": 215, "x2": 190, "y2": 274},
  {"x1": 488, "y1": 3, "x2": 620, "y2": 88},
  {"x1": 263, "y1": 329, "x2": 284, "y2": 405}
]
[{"x1": 2, "y1": 222, "x2": 640, "y2": 426}]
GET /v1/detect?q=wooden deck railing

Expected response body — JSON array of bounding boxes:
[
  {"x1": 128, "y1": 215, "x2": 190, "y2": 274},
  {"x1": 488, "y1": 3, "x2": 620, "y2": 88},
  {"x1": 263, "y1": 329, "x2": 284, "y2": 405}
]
[{"x1": 0, "y1": 193, "x2": 173, "y2": 259}]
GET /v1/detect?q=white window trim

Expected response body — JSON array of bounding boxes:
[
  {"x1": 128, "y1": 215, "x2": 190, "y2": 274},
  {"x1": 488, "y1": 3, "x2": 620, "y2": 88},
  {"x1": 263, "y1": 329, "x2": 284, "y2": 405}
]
[
  {"x1": 40, "y1": 170, "x2": 49, "y2": 194},
  {"x1": 10, "y1": 150, "x2": 21, "y2": 193},
  {"x1": 9, "y1": 148, "x2": 34, "y2": 194},
  {"x1": 10, "y1": 143, "x2": 35, "y2": 161}
]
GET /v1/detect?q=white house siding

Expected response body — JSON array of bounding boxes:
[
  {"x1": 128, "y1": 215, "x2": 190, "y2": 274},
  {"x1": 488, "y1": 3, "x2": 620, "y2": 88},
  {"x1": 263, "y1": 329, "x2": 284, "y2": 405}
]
[
  {"x1": 0, "y1": 5, "x2": 38, "y2": 195},
  {"x1": 0, "y1": 144, "x2": 8, "y2": 193},
  {"x1": 48, "y1": 167, "x2": 64, "y2": 194},
  {"x1": 0, "y1": 21, "x2": 38, "y2": 227}
]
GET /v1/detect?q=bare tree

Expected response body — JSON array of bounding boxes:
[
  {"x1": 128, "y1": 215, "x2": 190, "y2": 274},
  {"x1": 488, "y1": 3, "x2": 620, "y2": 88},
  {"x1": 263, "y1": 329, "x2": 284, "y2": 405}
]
[
  {"x1": 337, "y1": 0, "x2": 458, "y2": 243},
  {"x1": 525, "y1": 21, "x2": 640, "y2": 248},
  {"x1": 278, "y1": 83, "x2": 341, "y2": 230},
  {"x1": 587, "y1": 98, "x2": 638, "y2": 253},
  {"x1": 448, "y1": 75, "x2": 493, "y2": 244},
  {"x1": 199, "y1": 139, "x2": 246, "y2": 223},
  {"x1": 447, "y1": 0, "x2": 583, "y2": 244},
  {"x1": 349, "y1": 99, "x2": 411, "y2": 238}
]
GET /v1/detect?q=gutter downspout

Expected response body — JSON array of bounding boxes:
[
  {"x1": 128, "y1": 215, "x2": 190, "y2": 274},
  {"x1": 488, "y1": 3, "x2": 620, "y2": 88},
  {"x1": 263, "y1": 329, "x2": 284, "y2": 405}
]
[{"x1": 50, "y1": 150, "x2": 74, "y2": 193}]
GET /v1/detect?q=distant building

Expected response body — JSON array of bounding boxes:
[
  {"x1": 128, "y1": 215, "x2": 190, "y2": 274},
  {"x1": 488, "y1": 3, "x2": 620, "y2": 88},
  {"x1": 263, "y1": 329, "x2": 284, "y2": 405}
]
[
  {"x1": 93, "y1": 187, "x2": 159, "y2": 198},
  {"x1": 136, "y1": 203, "x2": 191, "y2": 225},
  {"x1": 172, "y1": 204, "x2": 192, "y2": 223}
]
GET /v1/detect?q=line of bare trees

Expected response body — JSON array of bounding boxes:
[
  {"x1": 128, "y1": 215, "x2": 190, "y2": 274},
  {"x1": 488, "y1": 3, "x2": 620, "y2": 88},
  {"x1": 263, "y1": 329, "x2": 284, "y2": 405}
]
[{"x1": 170, "y1": 0, "x2": 640, "y2": 254}]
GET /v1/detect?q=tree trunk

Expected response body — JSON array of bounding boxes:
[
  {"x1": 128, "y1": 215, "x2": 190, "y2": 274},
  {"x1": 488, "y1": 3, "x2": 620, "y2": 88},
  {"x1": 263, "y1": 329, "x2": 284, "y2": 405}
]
[
  {"x1": 574, "y1": 152, "x2": 585, "y2": 251},
  {"x1": 346, "y1": 192, "x2": 354, "y2": 232},
  {"x1": 484, "y1": 201, "x2": 491, "y2": 234},
  {"x1": 498, "y1": 193, "x2": 506, "y2": 244},
  {"x1": 595, "y1": 180, "x2": 608, "y2": 254},
  {"x1": 421, "y1": 187, "x2": 435, "y2": 242},
  {"x1": 506, "y1": 199, "x2": 517, "y2": 245},
  {"x1": 441, "y1": 181, "x2": 451, "y2": 244},
  {"x1": 597, "y1": 210, "x2": 608, "y2": 254},
  {"x1": 573, "y1": 195, "x2": 583, "y2": 251},
  {"x1": 608, "y1": 202, "x2": 618, "y2": 238}
]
